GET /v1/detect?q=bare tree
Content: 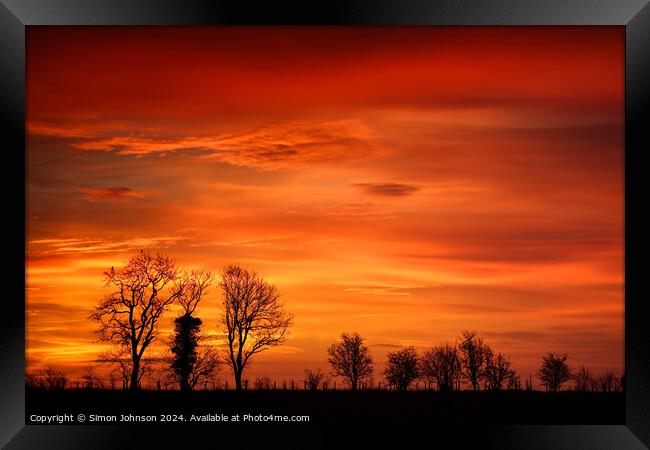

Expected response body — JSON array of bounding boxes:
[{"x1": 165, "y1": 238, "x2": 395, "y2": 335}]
[
  {"x1": 506, "y1": 372, "x2": 521, "y2": 390},
  {"x1": 220, "y1": 265, "x2": 292, "y2": 391},
  {"x1": 327, "y1": 332, "x2": 374, "y2": 390},
  {"x1": 458, "y1": 330, "x2": 489, "y2": 391},
  {"x1": 254, "y1": 375, "x2": 273, "y2": 390},
  {"x1": 107, "y1": 371, "x2": 119, "y2": 390},
  {"x1": 26, "y1": 373, "x2": 44, "y2": 389},
  {"x1": 384, "y1": 346, "x2": 420, "y2": 391},
  {"x1": 82, "y1": 366, "x2": 104, "y2": 389},
  {"x1": 615, "y1": 374, "x2": 622, "y2": 392},
  {"x1": 596, "y1": 371, "x2": 618, "y2": 392},
  {"x1": 90, "y1": 251, "x2": 184, "y2": 390},
  {"x1": 97, "y1": 347, "x2": 153, "y2": 390},
  {"x1": 537, "y1": 352, "x2": 572, "y2": 392},
  {"x1": 420, "y1": 343, "x2": 462, "y2": 392},
  {"x1": 176, "y1": 270, "x2": 213, "y2": 316},
  {"x1": 43, "y1": 367, "x2": 68, "y2": 390},
  {"x1": 304, "y1": 369, "x2": 326, "y2": 391},
  {"x1": 525, "y1": 374, "x2": 533, "y2": 391},
  {"x1": 483, "y1": 348, "x2": 517, "y2": 391},
  {"x1": 573, "y1": 366, "x2": 595, "y2": 392},
  {"x1": 187, "y1": 346, "x2": 221, "y2": 390},
  {"x1": 170, "y1": 270, "x2": 213, "y2": 391}
]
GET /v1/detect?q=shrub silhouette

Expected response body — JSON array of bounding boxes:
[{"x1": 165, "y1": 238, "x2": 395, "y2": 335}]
[
  {"x1": 304, "y1": 369, "x2": 326, "y2": 391},
  {"x1": 254, "y1": 375, "x2": 273, "y2": 390}
]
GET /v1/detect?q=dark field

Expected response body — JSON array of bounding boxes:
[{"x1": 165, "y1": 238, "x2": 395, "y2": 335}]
[{"x1": 26, "y1": 388, "x2": 624, "y2": 425}]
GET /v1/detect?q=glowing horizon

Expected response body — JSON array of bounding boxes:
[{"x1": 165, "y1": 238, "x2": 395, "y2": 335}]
[{"x1": 26, "y1": 26, "x2": 624, "y2": 388}]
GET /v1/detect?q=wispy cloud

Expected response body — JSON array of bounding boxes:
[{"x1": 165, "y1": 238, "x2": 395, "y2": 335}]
[
  {"x1": 29, "y1": 236, "x2": 184, "y2": 255},
  {"x1": 82, "y1": 187, "x2": 150, "y2": 202},
  {"x1": 369, "y1": 343, "x2": 403, "y2": 349},
  {"x1": 339, "y1": 282, "x2": 419, "y2": 296},
  {"x1": 62, "y1": 120, "x2": 381, "y2": 170},
  {"x1": 353, "y1": 182, "x2": 421, "y2": 197},
  {"x1": 284, "y1": 202, "x2": 394, "y2": 221}
]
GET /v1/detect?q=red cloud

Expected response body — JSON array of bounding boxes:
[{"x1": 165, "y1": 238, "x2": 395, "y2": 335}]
[
  {"x1": 354, "y1": 182, "x2": 421, "y2": 197},
  {"x1": 82, "y1": 187, "x2": 150, "y2": 202},
  {"x1": 62, "y1": 120, "x2": 382, "y2": 170}
]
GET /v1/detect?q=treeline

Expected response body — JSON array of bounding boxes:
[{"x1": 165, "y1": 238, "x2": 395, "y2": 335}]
[
  {"x1": 27, "y1": 330, "x2": 624, "y2": 394},
  {"x1": 26, "y1": 251, "x2": 624, "y2": 394},
  {"x1": 306, "y1": 331, "x2": 623, "y2": 393}
]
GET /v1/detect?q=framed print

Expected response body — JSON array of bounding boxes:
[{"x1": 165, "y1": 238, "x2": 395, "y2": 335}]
[{"x1": 1, "y1": 1, "x2": 649, "y2": 449}]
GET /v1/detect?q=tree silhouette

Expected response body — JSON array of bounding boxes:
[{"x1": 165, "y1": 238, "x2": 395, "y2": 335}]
[
  {"x1": 170, "y1": 270, "x2": 213, "y2": 391},
  {"x1": 458, "y1": 330, "x2": 489, "y2": 391},
  {"x1": 327, "y1": 332, "x2": 374, "y2": 390},
  {"x1": 220, "y1": 264, "x2": 292, "y2": 391},
  {"x1": 170, "y1": 315, "x2": 202, "y2": 391},
  {"x1": 572, "y1": 366, "x2": 595, "y2": 392},
  {"x1": 91, "y1": 251, "x2": 184, "y2": 390},
  {"x1": 25, "y1": 373, "x2": 44, "y2": 389},
  {"x1": 186, "y1": 347, "x2": 220, "y2": 390},
  {"x1": 97, "y1": 348, "x2": 153, "y2": 390},
  {"x1": 420, "y1": 343, "x2": 462, "y2": 392},
  {"x1": 596, "y1": 372, "x2": 618, "y2": 392},
  {"x1": 304, "y1": 369, "x2": 326, "y2": 391},
  {"x1": 82, "y1": 366, "x2": 104, "y2": 389},
  {"x1": 525, "y1": 374, "x2": 533, "y2": 391},
  {"x1": 254, "y1": 375, "x2": 273, "y2": 390},
  {"x1": 483, "y1": 348, "x2": 517, "y2": 390},
  {"x1": 43, "y1": 367, "x2": 68, "y2": 390},
  {"x1": 537, "y1": 352, "x2": 572, "y2": 392},
  {"x1": 384, "y1": 346, "x2": 420, "y2": 391}
]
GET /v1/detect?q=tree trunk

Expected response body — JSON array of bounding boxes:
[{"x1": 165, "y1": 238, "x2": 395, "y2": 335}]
[
  {"x1": 180, "y1": 378, "x2": 190, "y2": 392},
  {"x1": 130, "y1": 357, "x2": 140, "y2": 390},
  {"x1": 234, "y1": 369, "x2": 243, "y2": 391}
]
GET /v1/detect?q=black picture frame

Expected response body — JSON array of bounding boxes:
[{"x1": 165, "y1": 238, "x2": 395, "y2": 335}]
[{"x1": 1, "y1": 1, "x2": 648, "y2": 448}]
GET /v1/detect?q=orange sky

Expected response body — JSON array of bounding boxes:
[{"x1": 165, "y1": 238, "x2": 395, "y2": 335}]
[{"x1": 26, "y1": 26, "x2": 624, "y2": 388}]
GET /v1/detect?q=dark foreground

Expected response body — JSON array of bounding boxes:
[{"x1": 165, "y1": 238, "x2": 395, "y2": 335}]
[{"x1": 26, "y1": 388, "x2": 624, "y2": 425}]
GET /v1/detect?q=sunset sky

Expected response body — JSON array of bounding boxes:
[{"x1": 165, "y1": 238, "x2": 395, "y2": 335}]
[{"x1": 26, "y1": 26, "x2": 624, "y2": 387}]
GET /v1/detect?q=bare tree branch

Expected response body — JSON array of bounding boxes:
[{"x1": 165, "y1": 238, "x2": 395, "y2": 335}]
[
  {"x1": 90, "y1": 251, "x2": 183, "y2": 390},
  {"x1": 219, "y1": 264, "x2": 292, "y2": 391},
  {"x1": 327, "y1": 332, "x2": 374, "y2": 390}
]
